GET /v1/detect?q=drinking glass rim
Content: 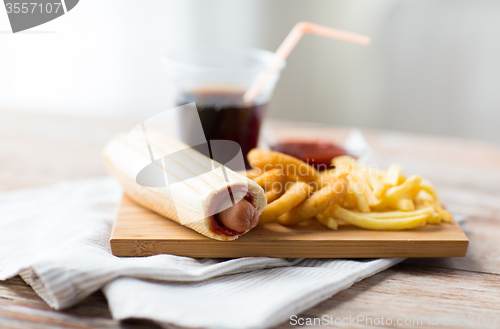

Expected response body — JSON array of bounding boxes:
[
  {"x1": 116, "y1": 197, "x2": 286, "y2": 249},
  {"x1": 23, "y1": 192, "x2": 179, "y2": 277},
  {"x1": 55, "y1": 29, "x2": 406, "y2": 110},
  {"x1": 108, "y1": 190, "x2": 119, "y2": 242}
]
[{"x1": 161, "y1": 46, "x2": 286, "y2": 74}]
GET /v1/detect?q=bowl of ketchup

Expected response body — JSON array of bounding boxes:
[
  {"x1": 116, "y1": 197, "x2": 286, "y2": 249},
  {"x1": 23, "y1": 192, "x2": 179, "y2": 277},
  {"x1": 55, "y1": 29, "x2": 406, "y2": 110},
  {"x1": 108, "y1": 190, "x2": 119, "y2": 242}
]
[{"x1": 271, "y1": 140, "x2": 351, "y2": 170}]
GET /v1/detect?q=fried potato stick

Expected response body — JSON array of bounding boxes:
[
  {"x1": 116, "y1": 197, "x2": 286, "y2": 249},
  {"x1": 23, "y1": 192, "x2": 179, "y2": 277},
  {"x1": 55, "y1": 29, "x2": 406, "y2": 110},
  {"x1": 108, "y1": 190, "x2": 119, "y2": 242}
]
[
  {"x1": 326, "y1": 205, "x2": 428, "y2": 230},
  {"x1": 396, "y1": 198, "x2": 415, "y2": 211},
  {"x1": 315, "y1": 213, "x2": 338, "y2": 230},
  {"x1": 331, "y1": 155, "x2": 357, "y2": 173},
  {"x1": 386, "y1": 175, "x2": 422, "y2": 200},
  {"x1": 341, "y1": 190, "x2": 357, "y2": 209},
  {"x1": 385, "y1": 164, "x2": 402, "y2": 186},
  {"x1": 347, "y1": 175, "x2": 371, "y2": 213},
  {"x1": 359, "y1": 207, "x2": 434, "y2": 219}
]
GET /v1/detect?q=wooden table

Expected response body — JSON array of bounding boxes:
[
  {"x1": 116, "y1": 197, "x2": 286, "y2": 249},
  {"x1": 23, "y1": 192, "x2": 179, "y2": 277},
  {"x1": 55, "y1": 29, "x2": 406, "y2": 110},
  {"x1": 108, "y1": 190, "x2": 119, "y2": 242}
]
[{"x1": 1, "y1": 110, "x2": 499, "y2": 328}]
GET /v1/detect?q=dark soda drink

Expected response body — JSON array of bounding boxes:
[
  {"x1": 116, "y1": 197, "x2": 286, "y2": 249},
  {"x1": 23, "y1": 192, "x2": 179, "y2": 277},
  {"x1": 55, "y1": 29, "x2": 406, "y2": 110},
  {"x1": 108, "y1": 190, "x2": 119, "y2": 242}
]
[{"x1": 178, "y1": 89, "x2": 266, "y2": 169}]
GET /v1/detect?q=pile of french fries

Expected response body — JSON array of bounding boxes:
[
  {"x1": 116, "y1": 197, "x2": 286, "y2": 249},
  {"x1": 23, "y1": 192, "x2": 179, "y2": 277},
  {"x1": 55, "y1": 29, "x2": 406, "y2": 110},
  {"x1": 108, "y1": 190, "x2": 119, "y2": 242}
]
[
  {"x1": 320, "y1": 155, "x2": 452, "y2": 230},
  {"x1": 245, "y1": 149, "x2": 452, "y2": 231}
]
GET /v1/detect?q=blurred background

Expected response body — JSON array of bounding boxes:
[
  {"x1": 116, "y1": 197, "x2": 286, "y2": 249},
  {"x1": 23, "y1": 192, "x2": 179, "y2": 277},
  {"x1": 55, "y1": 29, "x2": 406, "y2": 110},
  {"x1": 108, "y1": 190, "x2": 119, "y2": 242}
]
[{"x1": 1, "y1": 0, "x2": 499, "y2": 143}]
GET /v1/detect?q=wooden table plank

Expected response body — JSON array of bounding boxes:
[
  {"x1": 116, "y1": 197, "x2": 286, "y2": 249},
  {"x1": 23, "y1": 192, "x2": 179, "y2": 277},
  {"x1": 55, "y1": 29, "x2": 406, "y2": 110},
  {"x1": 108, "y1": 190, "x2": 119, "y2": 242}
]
[
  {"x1": 405, "y1": 215, "x2": 500, "y2": 275},
  {"x1": 278, "y1": 264, "x2": 500, "y2": 328},
  {"x1": 1, "y1": 109, "x2": 500, "y2": 328},
  {"x1": 0, "y1": 110, "x2": 135, "y2": 191}
]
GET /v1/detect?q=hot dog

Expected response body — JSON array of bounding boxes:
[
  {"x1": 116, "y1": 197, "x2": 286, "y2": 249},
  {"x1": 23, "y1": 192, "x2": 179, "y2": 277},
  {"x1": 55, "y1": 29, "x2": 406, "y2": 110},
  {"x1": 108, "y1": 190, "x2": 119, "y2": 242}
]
[
  {"x1": 103, "y1": 132, "x2": 267, "y2": 241},
  {"x1": 216, "y1": 198, "x2": 259, "y2": 233}
]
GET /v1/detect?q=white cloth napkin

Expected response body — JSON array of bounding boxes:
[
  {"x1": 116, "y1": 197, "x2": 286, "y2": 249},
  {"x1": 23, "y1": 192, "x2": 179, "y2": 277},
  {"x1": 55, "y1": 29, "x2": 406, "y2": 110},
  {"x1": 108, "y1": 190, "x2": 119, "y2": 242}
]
[{"x1": 0, "y1": 177, "x2": 403, "y2": 329}]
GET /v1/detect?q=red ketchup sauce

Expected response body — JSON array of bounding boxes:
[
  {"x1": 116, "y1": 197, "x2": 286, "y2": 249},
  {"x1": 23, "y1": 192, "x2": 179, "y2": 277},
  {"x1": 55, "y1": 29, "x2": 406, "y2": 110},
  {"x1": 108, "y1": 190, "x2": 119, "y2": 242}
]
[
  {"x1": 210, "y1": 187, "x2": 255, "y2": 236},
  {"x1": 271, "y1": 140, "x2": 349, "y2": 170}
]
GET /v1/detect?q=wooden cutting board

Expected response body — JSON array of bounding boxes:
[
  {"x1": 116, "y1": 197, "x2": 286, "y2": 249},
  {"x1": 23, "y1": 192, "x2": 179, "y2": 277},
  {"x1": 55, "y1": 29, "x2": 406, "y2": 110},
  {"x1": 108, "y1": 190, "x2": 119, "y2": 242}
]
[{"x1": 110, "y1": 195, "x2": 468, "y2": 258}]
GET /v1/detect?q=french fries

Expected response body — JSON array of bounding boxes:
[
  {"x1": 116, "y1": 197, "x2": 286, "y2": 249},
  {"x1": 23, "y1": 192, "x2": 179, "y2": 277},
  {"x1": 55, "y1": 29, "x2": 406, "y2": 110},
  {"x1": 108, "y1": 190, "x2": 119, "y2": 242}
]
[
  {"x1": 323, "y1": 155, "x2": 452, "y2": 229},
  {"x1": 325, "y1": 205, "x2": 427, "y2": 231},
  {"x1": 315, "y1": 213, "x2": 338, "y2": 230},
  {"x1": 385, "y1": 164, "x2": 402, "y2": 186},
  {"x1": 385, "y1": 175, "x2": 422, "y2": 200},
  {"x1": 396, "y1": 199, "x2": 415, "y2": 211},
  {"x1": 347, "y1": 175, "x2": 370, "y2": 213},
  {"x1": 247, "y1": 149, "x2": 452, "y2": 231},
  {"x1": 360, "y1": 207, "x2": 434, "y2": 219}
]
